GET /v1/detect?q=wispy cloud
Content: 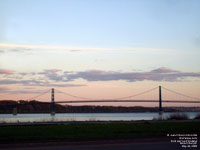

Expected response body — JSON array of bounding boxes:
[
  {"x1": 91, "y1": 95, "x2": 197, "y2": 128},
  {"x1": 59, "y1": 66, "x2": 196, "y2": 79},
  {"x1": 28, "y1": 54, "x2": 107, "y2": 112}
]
[
  {"x1": 70, "y1": 50, "x2": 81, "y2": 52},
  {"x1": 34, "y1": 67, "x2": 200, "y2": 82},
  {"x1": 1, "y1": 67, "x2": 200, "y2": 88},
  {"x1": 0, "y1": 43, "x2": 174, "y2": 54},
  {"x1": 39, "y1": 69, "x2": 63, "y2": 81},
  {"x1": 0, "y1": 79, "x2": 86, "y2": 87},
  {"x1": 0, "y1": 87, "x2": 10, "y2": 92},
  {"x1": 0, "y1": 68, "x2": 86, "y2": 87},
  {"x1": 0, "y1": 87, "x2": 51, "y2": 95},
  {"x1": 0, "y1": 43, "x2": 108, "y2": 51},
  {"x1": 64, "y1": 67, "x2": 200, "y2": 82}
]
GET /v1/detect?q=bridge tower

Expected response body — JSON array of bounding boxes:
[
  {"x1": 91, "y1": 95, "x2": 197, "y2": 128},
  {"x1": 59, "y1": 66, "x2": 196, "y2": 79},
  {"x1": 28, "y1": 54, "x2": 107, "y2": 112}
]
[
  {"x1": 50, "y1": 88, "x2": 55, "y2": 115},
  {"x1": 159, "y1": 86, "x2": 163, "y2": 115}
]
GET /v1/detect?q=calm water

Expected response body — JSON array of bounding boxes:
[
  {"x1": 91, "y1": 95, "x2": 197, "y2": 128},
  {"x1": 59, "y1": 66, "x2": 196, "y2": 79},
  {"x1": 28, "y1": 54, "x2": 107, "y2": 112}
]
[{"x1": 0, "y1": 112, "x2": 199, "y2": 123}]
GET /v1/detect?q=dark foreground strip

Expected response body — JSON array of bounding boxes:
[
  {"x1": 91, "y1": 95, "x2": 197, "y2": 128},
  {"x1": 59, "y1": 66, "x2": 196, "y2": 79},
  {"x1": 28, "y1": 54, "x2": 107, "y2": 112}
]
[{"x1": 0, "y1": 121, "x2": 199, "y2": 145}]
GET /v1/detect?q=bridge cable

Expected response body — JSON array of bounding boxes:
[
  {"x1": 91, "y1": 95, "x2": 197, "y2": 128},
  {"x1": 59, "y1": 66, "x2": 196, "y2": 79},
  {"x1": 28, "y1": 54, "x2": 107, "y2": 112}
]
[
  {"x1": 113, "y1": 86, "x2": 159, "y2": 100},
  {"x1": 26, "y1": 89, "x2": 51, "y2": 101},
  {"x1": 162, "y1": 87, "x2": 200, "y2": 101},
  {"x1": 55, "y1": 89, "x2": 90, "y2": 100},
  {"x1": 55, "y1": 87, "x2": 158, "y2": 101}
]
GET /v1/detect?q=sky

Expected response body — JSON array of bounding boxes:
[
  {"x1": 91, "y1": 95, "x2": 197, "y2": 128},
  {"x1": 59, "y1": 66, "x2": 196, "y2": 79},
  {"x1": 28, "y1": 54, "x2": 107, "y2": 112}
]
[{"x1": 0, "y1": 0, "x2": 200, "y2": 106}]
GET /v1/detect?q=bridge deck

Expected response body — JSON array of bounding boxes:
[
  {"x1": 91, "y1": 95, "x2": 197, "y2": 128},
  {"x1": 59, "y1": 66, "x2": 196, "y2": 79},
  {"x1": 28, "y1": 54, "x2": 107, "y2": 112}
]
[{"x1": 55, "y1": 100, "x2": 200, "y2": 104}]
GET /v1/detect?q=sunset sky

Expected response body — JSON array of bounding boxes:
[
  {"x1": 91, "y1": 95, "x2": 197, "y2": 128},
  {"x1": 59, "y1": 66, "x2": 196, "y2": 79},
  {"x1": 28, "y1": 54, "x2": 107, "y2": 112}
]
[{"x1": 0, "y1": 0, "x2": 200, "y2": 106}]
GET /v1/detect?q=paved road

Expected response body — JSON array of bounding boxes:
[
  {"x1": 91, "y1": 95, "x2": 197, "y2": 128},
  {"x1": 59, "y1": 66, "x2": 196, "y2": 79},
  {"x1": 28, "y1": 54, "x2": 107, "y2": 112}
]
[{"x1": 0, "y1": 138, "x2": 184, "y2": 150}]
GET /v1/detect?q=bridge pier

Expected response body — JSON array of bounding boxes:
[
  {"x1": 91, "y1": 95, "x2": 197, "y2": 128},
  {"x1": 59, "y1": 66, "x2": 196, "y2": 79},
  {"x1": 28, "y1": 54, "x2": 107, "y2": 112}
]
[
  {"x1": 13, "y1": 107, "x2": 18, "y2": 115},
  {"x1": 159, "y1": 86, "x2": 163, "y2": 115},
  {"x1": 50, "y1": 88, "x2": 55, "y2": 115}
]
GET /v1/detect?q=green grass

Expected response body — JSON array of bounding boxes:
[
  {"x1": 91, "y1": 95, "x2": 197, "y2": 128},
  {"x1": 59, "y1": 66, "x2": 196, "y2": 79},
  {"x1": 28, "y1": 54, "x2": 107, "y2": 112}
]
[
  {"x1": 166, "y1": 113, "x2": 189, "y2": 120},
  {"x1": 0, "y1": 121, "x2": 199, "y2": 143},
  {"x1": 153, "y1": 113, "x2": 190, "y2": 120}
]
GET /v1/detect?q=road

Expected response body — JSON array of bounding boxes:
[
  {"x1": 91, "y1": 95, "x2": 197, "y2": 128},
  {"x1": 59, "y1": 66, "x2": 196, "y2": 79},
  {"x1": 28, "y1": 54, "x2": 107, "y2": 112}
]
[{"x1": 0, "y1": 138, "x2": 184, "y2": 150}]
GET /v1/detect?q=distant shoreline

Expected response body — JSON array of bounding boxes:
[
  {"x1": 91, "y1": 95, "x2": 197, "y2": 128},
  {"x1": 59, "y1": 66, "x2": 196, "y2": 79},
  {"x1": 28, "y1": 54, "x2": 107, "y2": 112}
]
[{"x1": 1, "y1": 100, "x2": 200, "y2": 113}]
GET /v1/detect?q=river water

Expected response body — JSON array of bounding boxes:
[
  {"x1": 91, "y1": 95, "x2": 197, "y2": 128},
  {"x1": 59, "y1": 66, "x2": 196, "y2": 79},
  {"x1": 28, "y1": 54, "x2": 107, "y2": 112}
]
[{"x1": 0, "y1": 112, "x2": 199, "y2": 123}]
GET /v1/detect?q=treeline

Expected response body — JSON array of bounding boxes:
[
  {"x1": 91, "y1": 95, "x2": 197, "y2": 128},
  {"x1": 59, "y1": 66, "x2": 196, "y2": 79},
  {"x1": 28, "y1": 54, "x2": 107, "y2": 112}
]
[
  {"x1": 0, "y1": 100, "x2": 66, "y2": 113},
  {"x1": 0, "y1": 100, "x2": 200, "y2": 113}
]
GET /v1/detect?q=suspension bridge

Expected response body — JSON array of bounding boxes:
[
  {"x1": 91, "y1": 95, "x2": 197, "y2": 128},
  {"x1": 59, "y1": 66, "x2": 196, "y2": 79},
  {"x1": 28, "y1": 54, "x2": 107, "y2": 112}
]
[
  {"x1": 2, "y1": 86, "x2": 200, "y2": 115},
  {"x1": 16, "y1": 86, "x2": 200, "y2": 115}
]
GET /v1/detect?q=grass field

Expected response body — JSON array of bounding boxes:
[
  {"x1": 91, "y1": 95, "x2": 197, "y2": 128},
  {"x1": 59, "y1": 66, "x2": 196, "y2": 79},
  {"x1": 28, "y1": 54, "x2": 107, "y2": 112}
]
[{"x1": 0, "y1": 121, "x2": 199, "y2": 143}]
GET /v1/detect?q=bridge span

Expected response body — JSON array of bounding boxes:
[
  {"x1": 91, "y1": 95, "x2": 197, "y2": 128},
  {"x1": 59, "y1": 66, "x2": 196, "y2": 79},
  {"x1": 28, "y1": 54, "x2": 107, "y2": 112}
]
[
  {"x1": 2, "y1": 86, "x2": 199, "y2": 115},
  {"x1": 55, "y1": 100, "x2": 200, "y2": 104},
  {"x1": 48, "y1": 86, "x2": 200, "y2": 115}
]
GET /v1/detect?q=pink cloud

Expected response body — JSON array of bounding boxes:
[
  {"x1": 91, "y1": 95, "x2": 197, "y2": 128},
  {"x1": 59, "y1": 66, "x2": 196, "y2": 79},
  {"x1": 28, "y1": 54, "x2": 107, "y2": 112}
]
[
  {"x1": 0, "y1": 69, "x2": 15, "y2": 75},
  {"x1": 88, "y1": 69, "x2": 105, "y2": 73},
  {"x1": 65, "y1": 67, "x2": 200, "y2": 82},
  {"x1": 151, "y1": 67, "x2": 179, "y2": 73},
  {"x1": 44, "y1": 69, "x2": 62, "y2": 74}
]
